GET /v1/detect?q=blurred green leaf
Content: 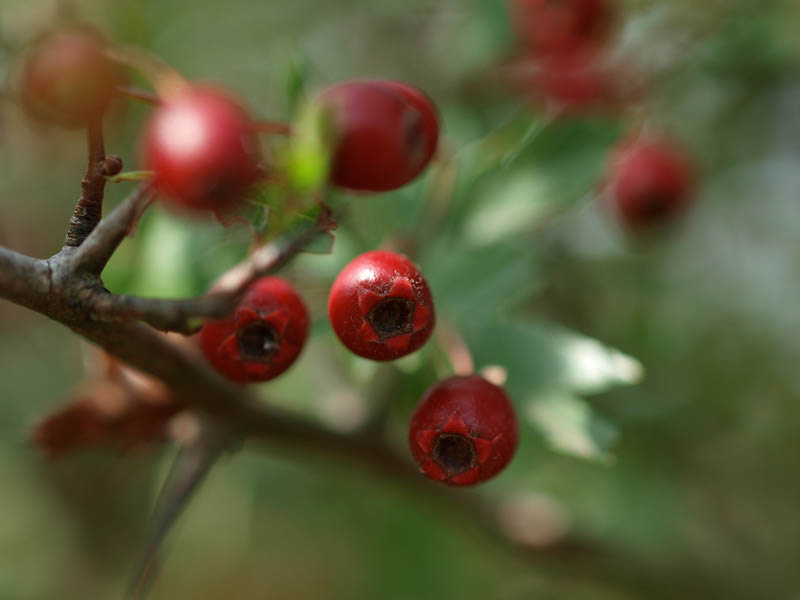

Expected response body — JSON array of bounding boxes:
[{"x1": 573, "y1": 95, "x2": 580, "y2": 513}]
[
  {"x1": 526, "y1": 392, "x2": 618, "y2": 462},
  {"x1": 285, "y1": 101, "x2": 334, "y2": 194},
  {"x1": 285, "y1": 50, "x2": 311, "y2": 117}
]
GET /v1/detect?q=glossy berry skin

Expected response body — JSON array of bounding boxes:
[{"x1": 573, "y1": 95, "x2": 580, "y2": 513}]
[
  {"x1": 20, "y1": 28, "x2": 118, "y2": 127},
  {"x1": 606, "y1": 138, "x2": 695, "y2": 228},
  {"x1": 200, "y1": 277, "x2": 309, "y2": 383},
  {"x1": 142, "y1": 86, "x2": 260, "y2": 211},
  {"x1": 409, "y1": 376, "x2": 519, "y2": 486},
  {"x1": 328, "y1": 250, "x2": 435, "y2": 361},
  {"x1": 508, "y1": 0, "x2": 613, "y2": 55},
  {"x1": 317, "y1": 80, "x2": 439, "y2": 192}
]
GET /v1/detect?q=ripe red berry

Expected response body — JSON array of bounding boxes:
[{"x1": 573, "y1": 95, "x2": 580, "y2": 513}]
[
  {"x1": 409, "y1": 376, "x2": 519, "y2": 486},
  {"x1": 328, "y1": 250, "x2": 435, "y2": 361},
  {"x1": 508, "y1": 0, "x2": 613, "y2": 55},
  {"x1": 317, "y1": 80, "x2": 439, "y2": 192},
  {"x1": 532, "y1": 47, "x2": 618, "y2": 111},
  {"x1": 142, "y1": 85, "x2": 260, "y2": 211},
  {"x1": 200, "y1": 277, "x2": 309, "y2": 383},
  {"x1": 19, "y1": 28, "x2": 119, "y2": 127},
  {"x1": 606, "y1": 137, "x2": 695, "y2": 228}
]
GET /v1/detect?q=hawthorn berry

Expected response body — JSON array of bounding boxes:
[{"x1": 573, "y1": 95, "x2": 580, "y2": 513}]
[
  {"x1": 533, "y1": 47, "x2": 618, "y2": 111},
  {"x1": 142, "y1": 85, "x2": 260, "y2": 211},
  {"x1": 409, "y1": 375, "x2": 519, "y2": 486},
  {"x1": 606, "y1": 137, "x2": 695, "y2": 228},
  {"x1": 508, "y1": 0, "x2": 613, "y2": 55},
  {"x1": 316, "y1": 80, "x2": 439, "y2": 192},
  {"x1": 200, "y1": 277, "x2": 309, "y2": 383},
  {"x1": 19, "y1": 28, "x2": 119, "y2": 127},
  {"x1": 328, "y1": 250, "x2": 435, "y2": 361}
]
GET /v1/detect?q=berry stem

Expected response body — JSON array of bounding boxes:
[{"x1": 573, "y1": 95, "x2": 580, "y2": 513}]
[
  {"x1": 116, "y1": 84, "x2": 162, "y2": 106},
  {"x1": 435, "y1": 320, "x2": 474, "y2": 376},
  {"x1": 64, "y1": 116, "x2": 109, "y2": 248},
  {"x1": 105, "y1": 45, "x2": 186, "y2": 97},
  {"x1": 254, "y1": 120, "x2": 293, "y2": 135}
]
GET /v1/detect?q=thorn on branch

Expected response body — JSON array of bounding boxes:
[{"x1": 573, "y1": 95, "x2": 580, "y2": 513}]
[{"x1": 64, "y1": 116, "x2": 109, "y2": 248}]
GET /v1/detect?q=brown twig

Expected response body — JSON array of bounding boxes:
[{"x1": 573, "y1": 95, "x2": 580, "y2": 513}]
[
  {"x1": 0, "y1": 246, "x2": 51, "y2": 310},
  {"x1": 81, "y1": 206, "x2": 336, "y2": 333},
  {"x1": 64, "y1": 117, "x2": 109, "y2": 248},
  {"x1": 68, "y1": 183, "x2": 156, "y2": 276}
]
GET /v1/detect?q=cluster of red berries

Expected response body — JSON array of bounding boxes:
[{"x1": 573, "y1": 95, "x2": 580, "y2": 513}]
[
  {"x1": 507, "y1": 0, "x2": 619, "y2": 112},
  {"x1": 16, "y1": 26, "x2": 518, "y2": 486},
  {"x1": 199, "y1": 251, "x2": 518, "y2": 486},
  {"x1": 17, "y1": 11, "x2": 696, "y2": 486},
  {"x1": 17, "y1": 30, "x2": 440, "y2": 207},
  {"x1": 506, "y1": 0, "x2": 697, "y2": 228}
]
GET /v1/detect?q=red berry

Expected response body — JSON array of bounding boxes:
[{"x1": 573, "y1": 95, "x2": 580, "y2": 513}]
[
  {"x1": 533, "y1": 47, "x2": 618, "y2": 111},
  {"x1": 508, "y1": 0, "x2": 613, "y2": 55},
  {"x1": 200, "y1": 277, "x2": 309, "y2": 383},
  {"x1": 606, "y1": 137, "x2": 695, "y2": 228},
  {"x1": 20, "y1": 28, "x2": 119, "y2": 127},
  {"x1": 317, "y1": 80, "x2": 439, "y2": 192},
  {"x1": 328, "y1": 250, "x2": 435, "y2": 361},
  {"x1": 142, "y1": 85, "x2": 260, "y2": 211},
  {"x1": 409, "y1": 376, "x2": 519, "y2": 486}
]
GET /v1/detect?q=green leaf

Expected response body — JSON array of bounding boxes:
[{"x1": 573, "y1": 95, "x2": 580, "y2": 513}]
[
  {"x1": 526, "y1": 392, "x2": 619, "y2": 462},
  {"x1": 457, "y1": 315, "x2": 641, "y2": 462},
  {"x1": 128, "y1": 210, "x2": 198, "y2": 298},
  {"x1": 553, "y1": 330, "x2": 644, "y2": 395},
  {"x1": 285, "y1": 101, "x2": 334, "y2": 194},
  {"x1": 213, "y1": 197, "x2": 269, "y2": 234},
  {"x1": 285, "y1": 51, "x2": 311, "y2": 118},
  {"x1": 105, "y1": 170, "x2": 154, "y2": 183},
  {"x1": 423, "y1": 240, "x2": 540, "y2": 327}
]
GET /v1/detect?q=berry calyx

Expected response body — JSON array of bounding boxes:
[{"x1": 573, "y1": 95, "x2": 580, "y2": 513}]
[
  {"x1": 508, "y1": 0, "x2": 613, "y2": 56},
  {"x1": 316, "y1": 80, "x2": 439, "y2": 192},
  {"x1": 409, "y1": 376, "x2": 519, "y2": 486},
  {"x1": 328, "y1": 250, "x2": 435, "y2": 361},
  {"x1": 606, "y1": 137, "x2": 695, "y2": 228},
  {"x1": 142, "y1": 85, "x2": 260, "y2": 211},
  {"x1": 200, "y1": 277, "x2": 309, "y2": 383},
  {"x1": 19, "y1": 28, "x2": 119, "y2": 127}
]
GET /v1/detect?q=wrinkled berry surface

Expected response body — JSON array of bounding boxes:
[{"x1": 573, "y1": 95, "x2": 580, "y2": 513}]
[
  {"x1": 328, "y1": 250, "x2": 435, "y2": 361},
  {"x1": 200, "y1": 277, "x2": 309, "y2": 382},
  {"x1": 409, "y1": 376, "x2": 519, "y2": 486}
]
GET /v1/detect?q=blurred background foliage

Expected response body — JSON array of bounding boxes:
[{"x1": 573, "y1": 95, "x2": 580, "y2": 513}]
[{"x1": 1, "y1": 0, "x2": 800, "y2": 598}]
